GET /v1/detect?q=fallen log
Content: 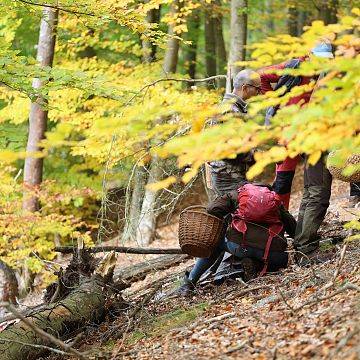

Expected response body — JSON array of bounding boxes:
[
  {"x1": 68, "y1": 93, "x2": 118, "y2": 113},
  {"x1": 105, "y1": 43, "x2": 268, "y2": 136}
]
[
  {"x1": 115, "y1": 254, "x2": 189, "y2": 287},
  {"x1": 0, "y1": 253, "x2": 117, "y2": 360},
  {"x1": 55, "y1": 245, "x2": 183, "y2": 255}
]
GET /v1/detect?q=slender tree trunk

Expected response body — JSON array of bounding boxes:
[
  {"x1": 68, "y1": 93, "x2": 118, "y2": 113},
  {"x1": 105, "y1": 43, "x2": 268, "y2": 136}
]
[
  {"x1": 228, "y1": 0, "x2": 247, "y2": 77},
  {"x1": 136, "y1": 157, "x2": 162, "y2": 246},
  {"x1": 204, "y1": 10, "x2": 217, "y2": 83},
  {"x1": 23, "y1": 6, "x2": 58, "y2": 212},
  {"x1": 288, "y1": 2, "x2": 298, "y2": 36},
  {"x1": 265, "y1": 0, "x2": 274, "y2": 34},
  {"x1": 319, "y1": 0, "x2": 338, "y2": 24},
  {"x1": 142, "y1": 6, "x2": 161, "y2": 63},
  {"x1": 214, "y1": 0, "x2": 227, "y2": 88},
  {"x1": 183, "y1": 10, "x2": 200, "y2": 87},
  {"x1": 121, "y1": 165, "x2": 147, "y2": 243},
  {"x1": 163, "y1": 0, "x2": 181, "y2": 73},
  {"x1": 297, "y1": 10, "x2": 308, "y2": 36},
  {"x1": 135, "y1": 1, "x2": 182, "y2": 246}
]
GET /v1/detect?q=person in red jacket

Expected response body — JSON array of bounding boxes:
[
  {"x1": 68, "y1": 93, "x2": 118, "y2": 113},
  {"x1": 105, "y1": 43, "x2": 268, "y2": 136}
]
[
  {"x1": 258, "y1": 56, "x2": 312, "y2": 209},
  {"x1": 259, "y1": 41, "x2": 335, "y2": 264}
]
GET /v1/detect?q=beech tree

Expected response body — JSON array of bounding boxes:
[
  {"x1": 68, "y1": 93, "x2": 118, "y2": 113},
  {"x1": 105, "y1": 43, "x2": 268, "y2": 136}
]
[
  {"x1": 23, "y1": 6, "x2": 58, "y2": 212},
  {"x1": 228, "y1": 0, "x2": 248, "y2": 76}
]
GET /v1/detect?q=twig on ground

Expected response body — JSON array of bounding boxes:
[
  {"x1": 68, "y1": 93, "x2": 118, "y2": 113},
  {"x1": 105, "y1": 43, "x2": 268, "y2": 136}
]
[
  {"x1": 294, "y1": 283, "x2": 360, "y2": 311},
  {"x1": 0, "y1": 302, "x2": 87, "y2": 360},
  {"x1": 224, "y1": 340, "x2": 248, "y2": 354},
  {"x1": 332, "y1": 325, "x2": 360, "y2": 357},
  {"x1": 277, "y1": 287, "x2": 295, "y2": 315}
]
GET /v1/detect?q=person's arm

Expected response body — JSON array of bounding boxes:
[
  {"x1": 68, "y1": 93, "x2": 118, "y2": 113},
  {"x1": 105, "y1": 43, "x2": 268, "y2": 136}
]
[
  {"x1": 279, "y1": 205, "x2": 297, "y2": 239},
  {"x1": 207, "y1": 191, "x2": 238, "y2": 219},
  {"x1": 258, "y1": 62, "x2": 287, "y2": 93}
]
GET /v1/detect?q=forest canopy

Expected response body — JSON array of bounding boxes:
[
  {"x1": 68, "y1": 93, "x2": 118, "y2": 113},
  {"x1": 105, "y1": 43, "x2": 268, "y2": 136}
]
[{"x1": 0, "y1": 0, "x2": 359, "y2": 285}]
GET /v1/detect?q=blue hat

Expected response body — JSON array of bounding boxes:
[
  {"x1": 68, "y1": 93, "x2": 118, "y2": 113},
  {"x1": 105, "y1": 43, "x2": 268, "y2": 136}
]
[{"x1": 311, "y1": 42, "x2": 334, "y2": 58}]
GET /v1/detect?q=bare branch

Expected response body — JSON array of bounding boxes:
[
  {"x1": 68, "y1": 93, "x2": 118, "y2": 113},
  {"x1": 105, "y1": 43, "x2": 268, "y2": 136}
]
[
  {"x1": 54, "y1": 245, "x2": 183, "y2": 255},
  {"x1": 14, "y1": 0, "x2": 96, "y2": 16}
]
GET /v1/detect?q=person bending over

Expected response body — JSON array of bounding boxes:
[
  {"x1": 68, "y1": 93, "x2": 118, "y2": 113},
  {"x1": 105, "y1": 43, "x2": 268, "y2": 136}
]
[{"x1": 176, "y1": 182, "x2": 297, "y2": 295}]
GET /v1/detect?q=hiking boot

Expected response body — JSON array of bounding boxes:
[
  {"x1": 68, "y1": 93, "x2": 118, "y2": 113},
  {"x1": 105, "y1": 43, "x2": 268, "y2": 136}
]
[
  {"x1": 295, "y1": 249, "x2": 333, "y2": 267},
  {"x1": 213, "y1": 256, "x2": 244, "y2": 285},
  {"x1": 240, "y1": 258, "x2": 259, "y2": 282},
  {"x1": 172, "y1": 271, "x2": 195, "y2": 297}
]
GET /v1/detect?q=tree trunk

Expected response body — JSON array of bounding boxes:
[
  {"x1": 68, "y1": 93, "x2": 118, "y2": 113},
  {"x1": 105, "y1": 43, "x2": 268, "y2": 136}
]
[
  {"x1": 0, "y1": 278, "x2": 105, "y2": 360},
  {"x1": 135, "y1": 156, "x2": 162, "y2": 246},
  {"x1": 142, "y1": 6, "x2": 161, "y2": 63},
  {"x1": 288, "y1": 2, "x2": 298, "y2": 36},
  {"x1": 114, "y1": 254, "x2": 188, "y2": 285},
  {"x1": 204, "y1": 10, "x2": 217, "y2": 83},
  {"x1": 183, "y1": 10, "x2": 200, "y2": 87},
  {"x1": 265, "y1": 0, "x2": 275, "y2": 34},
  {"x1": 121, "y1": 165, "x2": 147, "y2": 243},
  {"x1": 0, "y1": 252, "x2": 116, "y2": 360},
  {"x1": 319, "y1": 0, "x2": 338, "y2": 25},
  {"x1": 163, "y1": 0, "x2": 181, "y2": 73},
  {"x1": 214, "y1": 0, "x2": 227, "y2": 88},
  {"x1": 228, "y1": 0, "x2": 247, "y2": 77},
  {"x1": 297, "y1": 10, "x2": 308, "y2": 36},
  {"x1": 23, "y1": 6, "x2": 58, "y2": 212},
  {"x1": 0, "y1": 260, "x2": 18, "y2": 305}
]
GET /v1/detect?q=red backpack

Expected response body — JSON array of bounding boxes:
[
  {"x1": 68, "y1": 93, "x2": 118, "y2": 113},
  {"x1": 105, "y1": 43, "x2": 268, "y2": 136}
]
[{"x1": 231, "y1": 184, "x2": 284, "y2": 275}]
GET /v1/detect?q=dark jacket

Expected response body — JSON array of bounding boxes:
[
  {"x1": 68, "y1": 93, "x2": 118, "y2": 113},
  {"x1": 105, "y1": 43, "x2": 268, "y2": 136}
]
[
  {"x1": 209, "y1": 93, "x2": 254, "y2": 183},
  {"x1": 207, "y1": 190, "x2": 297, "y2": 252}
]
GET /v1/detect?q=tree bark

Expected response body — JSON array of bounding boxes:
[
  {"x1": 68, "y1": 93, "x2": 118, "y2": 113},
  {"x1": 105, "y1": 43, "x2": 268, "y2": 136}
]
[
  {"x1": 114, "y1": 254, "x2": 188, "y2": 285},
  {"x1": 183, "y1": 10, "x2": 200, "y2": 87},
  {"x1": 265, "y1": 0, "x2": 275, "y2": 34},
  {"x1": 214, "y1": 2, "x2": 227, "y2": 89},
  {"x1": 0, "y1": 260, "x2": 18, "y2": 304},
  {"x1": 0, "y1": 252, "x2": 116, "y2": 360},
  {"x1": 163, "y1": 0, "x2": 181, "y2": 73},
  {"x1": 297, "y1": 10, "x2": 308, "y2": 36},
  {"x1": 319, "y1": 0, "x2": 338, "y2": 25},
  {"x1": 204, "y1": 10, "x2": 217, "y2": 83},
  {"x1": 135, "y1": 156, "x2": 162, "y2": 246},
  {"x1": 121, "y1": 165, "x2": 147, "y2": 243},
  {"x1": 228, "y1": 0, "x2": 247, "y2": 77},
  {"x1": 0, "y1": 278, "x2": 105, "y2": 360},
  {"x1": 288, "y1": 2, "x2": 298, "y2": 36},
  {"x1": 142, "y1": 5, "x2": 161, "y2": 63},
  {"x1": 23, "y1": 6, "x2": 58, "y2": 212}
]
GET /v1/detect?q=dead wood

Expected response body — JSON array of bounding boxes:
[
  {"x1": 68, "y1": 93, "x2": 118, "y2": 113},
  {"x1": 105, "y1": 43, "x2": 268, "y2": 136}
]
[
  {"x1": 55, "y1": 245, "x2": 183, "y2": 255},
  {"x1": 0, "y1": 253, "x2": 117, "y2": 360},
  {"x1": 0, "y1": 260, "x2": 18, "y2": 304},
  {"x1": 113, "y1": 254, "x2": 189, "y2": 289}
]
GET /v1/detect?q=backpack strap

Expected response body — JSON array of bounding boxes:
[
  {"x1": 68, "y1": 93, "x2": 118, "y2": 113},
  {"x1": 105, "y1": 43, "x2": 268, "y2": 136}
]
[{"x1": 259, "y1": 223, "x2": 284, "y2": 276}]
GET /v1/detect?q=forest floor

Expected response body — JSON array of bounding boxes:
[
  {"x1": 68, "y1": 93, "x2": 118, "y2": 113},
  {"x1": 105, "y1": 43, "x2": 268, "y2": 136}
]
[{"x1": 43, "y1": 173, "x2": 360, "y2": 360}]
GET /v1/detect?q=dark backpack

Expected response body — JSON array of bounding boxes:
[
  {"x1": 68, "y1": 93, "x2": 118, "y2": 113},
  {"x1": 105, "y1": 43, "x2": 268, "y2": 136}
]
[
  {"x1": 264, "y1": 59, "x2": 302, "y2": 125},
  {"x1": 231, "y1": 184, "x2": 284, "y2": 275}
]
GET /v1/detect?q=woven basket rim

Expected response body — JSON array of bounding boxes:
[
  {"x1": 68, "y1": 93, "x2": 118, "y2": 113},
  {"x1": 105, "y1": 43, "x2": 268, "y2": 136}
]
[{"x1": 180, "y1": 205, "x2": 224, "y2": 224}]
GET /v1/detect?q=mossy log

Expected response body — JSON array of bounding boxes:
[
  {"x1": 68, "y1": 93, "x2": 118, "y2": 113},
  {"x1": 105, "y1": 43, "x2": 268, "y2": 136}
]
[
  {"x1": 0, "y1": 276, "x2": 105, "y2": 360},
  {"x1": 0, "y1": 252, "x2": 117, "y2": 360}
]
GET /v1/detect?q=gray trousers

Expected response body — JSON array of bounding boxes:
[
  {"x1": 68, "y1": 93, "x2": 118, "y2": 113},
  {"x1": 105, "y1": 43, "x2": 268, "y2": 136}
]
[{"x1": 295, "y1": 156, "x2": 332, "y2": 254}]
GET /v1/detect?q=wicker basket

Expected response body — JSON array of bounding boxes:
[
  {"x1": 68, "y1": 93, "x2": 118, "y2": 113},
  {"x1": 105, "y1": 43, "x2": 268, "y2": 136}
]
[
  {"x1": 327, "y1": 152, "x2": 360, "y2": 183},
  {"x1": 179, "y1": 205, "x2": 225, "y2": 258}
]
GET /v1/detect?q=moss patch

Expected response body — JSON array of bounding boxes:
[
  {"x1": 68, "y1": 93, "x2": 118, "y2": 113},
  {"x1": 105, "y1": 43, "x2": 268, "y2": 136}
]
[{"x1": 126, "y1": 302, "x2": 208, "y2": 345}]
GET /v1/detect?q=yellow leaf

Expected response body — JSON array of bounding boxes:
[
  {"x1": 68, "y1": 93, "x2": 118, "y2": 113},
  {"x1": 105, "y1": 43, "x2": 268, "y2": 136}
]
[
  {"x1": 308, "y1": 150, "x2": 322, "y2": 165},
  {"x1": 146, "y1": 176, "x2": 176, "y2": 191}
]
